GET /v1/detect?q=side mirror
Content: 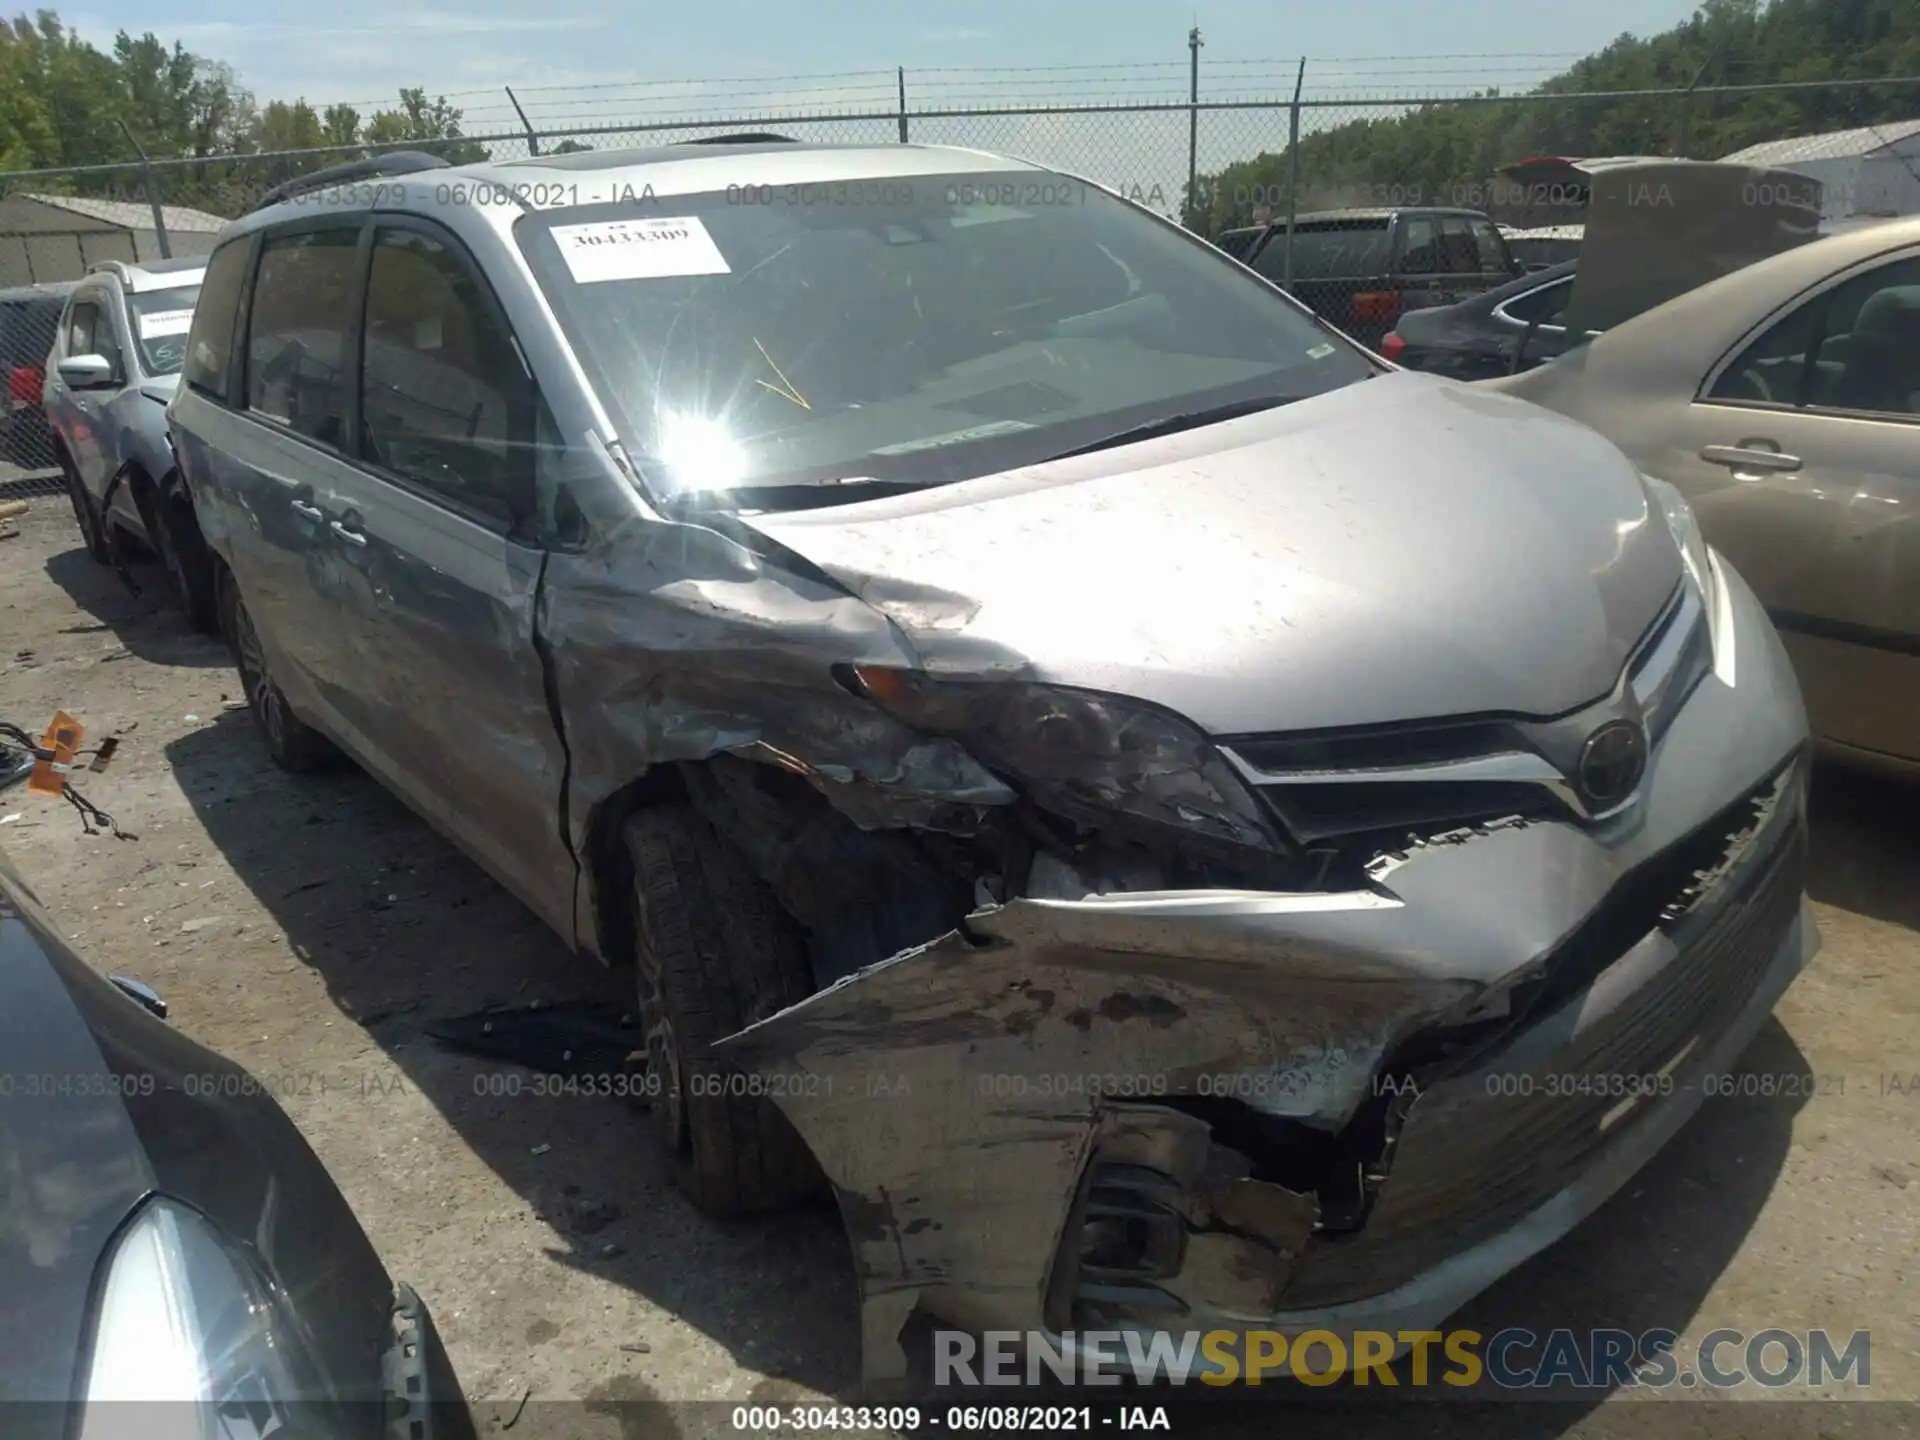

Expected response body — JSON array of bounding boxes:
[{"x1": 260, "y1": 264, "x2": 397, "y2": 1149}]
[{"x1": 58, "y1": 354, "x2": 115, "y2": 389}]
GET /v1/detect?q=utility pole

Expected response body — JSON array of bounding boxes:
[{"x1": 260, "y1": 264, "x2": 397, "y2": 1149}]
[
  {"x1": 1186, "y1": 25, "x2": 1203, "y2": 227},
  {"x1": 1677, "y1": 59, "x2": 1710, "y2": 158},
  {"x1": 506, "y1": 87, "x2": 540, "y2": 158},
  {"x1": 1284, "y1": 58, "x2": 1305, "y2": 293},
  {"x1": 118, "y1": 120, "x2": 171, "y2": 259}
]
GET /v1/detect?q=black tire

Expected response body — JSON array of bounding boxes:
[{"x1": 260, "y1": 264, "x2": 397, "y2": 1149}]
[
  {"x1": 59, "y1": 451, "x2": 110, "y2": 565},
  {"x1": 220, "y1": 571, "x2": 337, "y2": 772},
  {"x1": 624, "y1": 804, "x2": 823, "y2": 1215},
  {"x1": 142, "y1": 473, "x2": 220, "y2": 633}
]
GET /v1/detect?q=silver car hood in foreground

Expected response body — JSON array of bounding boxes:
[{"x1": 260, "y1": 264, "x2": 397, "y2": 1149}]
[{"x1": 743, "y1": 371, "x2": 1682, "y2": 734}]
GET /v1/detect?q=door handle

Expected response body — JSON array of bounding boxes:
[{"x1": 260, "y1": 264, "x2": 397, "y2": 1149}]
[
  {"x1": 1700, "y1": 444, "x2": 1802, "y2": 478},
  {"x1": 329, "y1": 519, "x2": 366, "y2": 548},
  {"x1": 289, "y1": 499, "x2": 324, "y2": 521}
]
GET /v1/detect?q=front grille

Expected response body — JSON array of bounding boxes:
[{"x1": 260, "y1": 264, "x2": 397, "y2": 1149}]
[
  {"x1": 1230, "y1": 718, "x2": 1516, "y2": 774},
  {"x1": 1219, "y1": 580, "x2": 1701, "y2": 843},
  {"x1": 1279, "y1": 816, "x2": 1805, "y2": 1308}
]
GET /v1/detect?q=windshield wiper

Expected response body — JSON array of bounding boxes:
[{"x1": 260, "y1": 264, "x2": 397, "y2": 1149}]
[{"x1": 1037, "y1": 394, "x2": 1302, "y2": 463}]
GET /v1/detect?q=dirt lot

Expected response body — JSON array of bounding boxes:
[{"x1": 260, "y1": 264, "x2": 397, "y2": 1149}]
[{"x1": 1, "y1": 493, "x2": 1915, "y2": 1436}]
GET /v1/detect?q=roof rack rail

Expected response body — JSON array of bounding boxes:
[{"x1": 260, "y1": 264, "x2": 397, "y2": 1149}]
[
  {"x1": 85, "y1": 259, "x2": 134, "y2": 280},
  {"x1": 680, "y1": 133, "x2": 798, "y2": 146},
  {"x1": 254, "y1": 150, "x2": 452, "y2": 212}
]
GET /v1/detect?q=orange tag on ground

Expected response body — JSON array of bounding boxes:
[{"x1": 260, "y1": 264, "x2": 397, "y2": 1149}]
[{"x1": 27, "y1": 711, "x2": 83, "y2": 797}]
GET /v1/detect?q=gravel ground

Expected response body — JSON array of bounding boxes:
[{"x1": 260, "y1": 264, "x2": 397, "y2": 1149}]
[{"x1": 0, "y1": 493, "x2": 1914, "y2": 1437}]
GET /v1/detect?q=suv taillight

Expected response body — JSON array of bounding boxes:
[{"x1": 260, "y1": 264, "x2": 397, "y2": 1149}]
[
  {"x1": 1380, "y1": 333, "x2": 1407, "y2": 362},
  {"x1": 8, "y1": 365, "x2": 41, "y2": 407},
  {"x1": 1353, "y1": 291, "x2": 1402, "y2": 326}
]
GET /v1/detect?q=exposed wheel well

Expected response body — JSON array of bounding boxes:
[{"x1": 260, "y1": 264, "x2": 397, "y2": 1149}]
[
  {"x1": 584, "y1": 765, "x2": 687, "y2": 969},
  {"x1": 117, "y1": 461, "x2": 159, "y2": 542},
  {"x1": 584, "y1": 753, "x2": 979, "y2": 990}
]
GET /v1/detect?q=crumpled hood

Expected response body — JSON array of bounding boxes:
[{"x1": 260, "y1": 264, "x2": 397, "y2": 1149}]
[{"x1": 742, "y1": 371, "x2": 1681, "y2": 735}]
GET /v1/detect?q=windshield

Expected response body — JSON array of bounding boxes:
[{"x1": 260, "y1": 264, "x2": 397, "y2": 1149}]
[
  {"x1": 128, "y1": 285, "x2": 201, "y2": 375},
  {"x1": 515, "y1": 172, "x2": 1372, "y2": 508}
]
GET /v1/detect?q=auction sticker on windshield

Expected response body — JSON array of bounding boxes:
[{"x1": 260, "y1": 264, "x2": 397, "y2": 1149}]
[
  {"x1": 551, "y1": 216, "x2": 731, "y2": 283},
  {"x1": 138, "y1": 309, "x2": 195, "y2": 337}
]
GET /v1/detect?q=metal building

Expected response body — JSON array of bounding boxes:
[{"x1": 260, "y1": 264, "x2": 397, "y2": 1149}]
[
  {"x1": 0, "y1": 194, "x2": 227, "y2": 288},
  {"x1": 1720, "y1": 119, "x2": 1920, "y2": 225}
]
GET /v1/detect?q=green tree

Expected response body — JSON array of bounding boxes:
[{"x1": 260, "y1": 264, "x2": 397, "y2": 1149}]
[
  {"x1": 364, "y1": 87, "x2": 489, "y2": 163},
  {"x1": 0, "y1": 22, "x2": 57, "y2": 170}
]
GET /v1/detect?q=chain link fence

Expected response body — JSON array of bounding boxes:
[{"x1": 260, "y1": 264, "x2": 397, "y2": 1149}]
[{"x1": 3, "y1": 71, "x2": 1916, "y2": 496}]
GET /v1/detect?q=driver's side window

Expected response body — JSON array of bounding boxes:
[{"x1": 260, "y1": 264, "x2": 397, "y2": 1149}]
[
  {"x1": 1709, "y1": 254, "x2": 1920, "y2": 415},
  {"x1": 360, "y1": 224, "x2": 543, "y2": 531},
  {"x1": 66, "y1": 299, "x2": 120, "y2": 375}
]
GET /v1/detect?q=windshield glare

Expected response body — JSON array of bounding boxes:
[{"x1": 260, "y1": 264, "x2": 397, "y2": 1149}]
[
  {"x1": 128, "y1": 285, "x2": 200, "y2": 375},
  {"x1": 515, "y1": 173, "x2": 1373, "y2": 507}
]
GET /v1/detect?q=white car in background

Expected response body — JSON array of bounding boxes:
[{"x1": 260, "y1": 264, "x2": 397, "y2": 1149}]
[{"x1": 41, "y1": 254, "x2": 220, "y2": 630}]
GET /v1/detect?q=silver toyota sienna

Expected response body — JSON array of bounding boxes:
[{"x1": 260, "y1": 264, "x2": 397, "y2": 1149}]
[{"x1": 165, "y1": 139, "x2": 1817, "y2": 1387}]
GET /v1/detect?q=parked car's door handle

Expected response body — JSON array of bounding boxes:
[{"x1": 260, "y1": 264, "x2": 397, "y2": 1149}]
[
  {"x1": 329, "y1": 519, "x2": 367, "y2": 548},
  {"x1": 1700, "y1": 444, "x2": 1802, "y2": 479},
  {"x1": 290, "y1": 498, "x2": 325, "y2": 521}
]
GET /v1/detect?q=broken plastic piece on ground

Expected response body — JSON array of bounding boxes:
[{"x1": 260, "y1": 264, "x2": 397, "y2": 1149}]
[
  {"x1": 27, "y1": 710, "x2": 82, "y2": 796},
  {"x1": 424, "y1": 1000, "x2": 641, "y2": 1079}
]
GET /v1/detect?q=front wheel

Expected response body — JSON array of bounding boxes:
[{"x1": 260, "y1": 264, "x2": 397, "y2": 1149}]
[
  {"x1": 624, "y1": 804, "x2": 823, "y2": 1215},
  {"x1": 220, "y1": 574, "x2": 336, "y2": 772},
  {"x1": 59, "y1": 453, "x2": 110, "y2": 564}
]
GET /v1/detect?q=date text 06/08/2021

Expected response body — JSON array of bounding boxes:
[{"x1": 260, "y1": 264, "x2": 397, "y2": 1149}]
[{"x1": 730, "y1": 1405, "x2": 1173, "y2": 1434}]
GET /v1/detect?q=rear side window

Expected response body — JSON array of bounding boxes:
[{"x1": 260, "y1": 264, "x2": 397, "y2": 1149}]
[
  {"x1": 1502, "y1": 278, "x2": 1573, "y2": 326},
  {"x1": 1254, "y1": 223, "x2": 1390, "y2": 280},
  {"x1": 184, "y1": 239, "x2": 252, "y2": 399},
  {"x1": 1470, "y1": 219, "x2": 1513, "y2": 274},
  {"x1": 245, "y1": 228, "x2": 360, "y2": 447},
  {"x1": 1437, "y1": 218, "x2": 1480, "y2": 275},
  {"x1": 1397, "y1": 217, "x2": 1442, "y2": 273}
]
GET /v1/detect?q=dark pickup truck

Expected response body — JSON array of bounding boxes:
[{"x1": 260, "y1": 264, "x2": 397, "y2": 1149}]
[{"x1": 1239, "y1": 207, "x2": 1523, "y2": 350}]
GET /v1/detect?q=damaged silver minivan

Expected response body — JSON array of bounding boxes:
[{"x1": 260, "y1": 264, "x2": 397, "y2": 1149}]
[{"x1": 167, "y1": 139, "x2": 1817, "y2": 1385}]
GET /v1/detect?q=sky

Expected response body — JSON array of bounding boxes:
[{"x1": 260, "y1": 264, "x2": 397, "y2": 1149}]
[
  {"x1": 64, "y1": 0, "x2": 1712, "y2": 118},
  {"x1": 62, "y1": 0, "x2": 1716, "y2": 203}
]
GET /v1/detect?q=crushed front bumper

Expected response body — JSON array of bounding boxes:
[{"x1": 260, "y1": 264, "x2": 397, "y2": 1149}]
[{"x1": 716, "y1": 560, "x2": 1818, "y2": 1387}]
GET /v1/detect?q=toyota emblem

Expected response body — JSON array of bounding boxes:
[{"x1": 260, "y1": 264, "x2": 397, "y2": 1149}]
[{"x1": 1577, "y1": 720, "x2": 1648, "y2": 809}]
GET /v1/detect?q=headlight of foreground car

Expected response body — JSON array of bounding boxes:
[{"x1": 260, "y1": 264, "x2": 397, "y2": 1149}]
[
  {"x1": 842, "y1": 665, "x2": 1287, "y2": 857},
  {"x1": 77, "y1": 1198, "x2": 328, "y2": 1440}
]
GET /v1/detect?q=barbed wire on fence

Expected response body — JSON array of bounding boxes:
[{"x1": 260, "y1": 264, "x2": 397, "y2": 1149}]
[{"x1": 0, "y1": 71, "x2": 1912, "y2": 273}]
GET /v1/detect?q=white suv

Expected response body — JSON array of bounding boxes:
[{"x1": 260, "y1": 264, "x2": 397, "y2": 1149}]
[{"x1": 42, "y1": 255, "x2": 218, "y2": 629}]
